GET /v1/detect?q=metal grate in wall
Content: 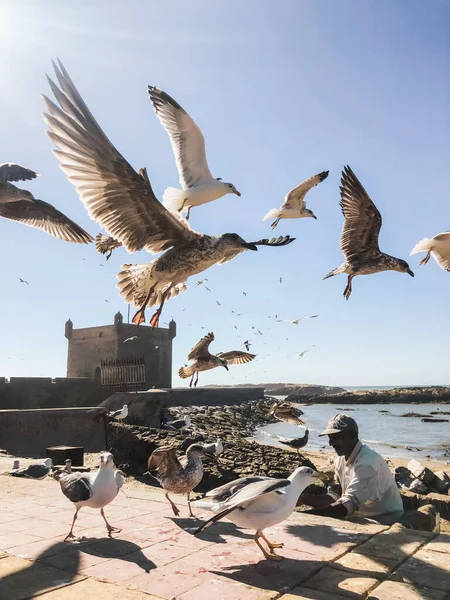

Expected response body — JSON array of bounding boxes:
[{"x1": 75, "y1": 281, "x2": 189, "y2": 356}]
[{"x1": 100, "y1": 356, "x2": 146, "y2": 390}]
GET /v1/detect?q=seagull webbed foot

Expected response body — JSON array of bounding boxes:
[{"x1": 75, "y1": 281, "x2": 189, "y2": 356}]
[
  {"x1": 150, "y1": 310, "x2": 161, "y2": 328},
  {"x1": 419, "y1": 251, "x2": 431, "y2": 266},
  {"x1": 132, "y1": 308, "x2": 146, "y2": 327}
]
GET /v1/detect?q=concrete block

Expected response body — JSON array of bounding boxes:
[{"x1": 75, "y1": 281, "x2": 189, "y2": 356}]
[
  {"x1": 333, "y1": 551, "x2": 396, "y2": 574},
  {"x1": 425, "y1": 533, "x2": 450, "y2": 554},
  {"x1": 301, "y1": 566, "x2": 380, "y2": 598},
  {"x1": 367, "y1": 580, "x2": 448, "y2": 600},
  {"x1": 391, "y1": 548, "x2": 450, "y2": 592}
]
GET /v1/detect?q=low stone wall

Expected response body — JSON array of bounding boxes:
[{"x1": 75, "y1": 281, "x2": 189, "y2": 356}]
[
  {"x1": 164, "y1": 386, "x2": 265, "y2": 407},
  {"x1": 0, "y1": 407, "x2": 108, "y2": 457},
  {"x1": 99, "y1": 391, "x2": 168, "y2": 428}
]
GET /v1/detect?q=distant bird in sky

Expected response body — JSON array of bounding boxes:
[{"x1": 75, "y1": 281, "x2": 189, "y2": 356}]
[
  {"x1": 298, "y1": 350, "x2": 310, "y2": 358},
  {"x1": 277, "y1": 316, "x2": 318, "y2": 324},
  {"x1": 243, "y1": 291, "x2": 247, "y2": 296},
  {"x1": 242, "y1": 340, "x2": 251, "y2": 351},
  {"x1": 104, "y1": 299, "x2": 110, "y2": 303},
  {"x1": 43, "y1": 61, "x2": 295, "y2": 328},
  {"x1": 18, "y1": 278, "x2": 29, "y2": 285},
  {"x1": 0, "y1": 162, "x2": 93, "y2": 244},
  {"x1": 123, "y1": 336, "x2": 138, "y2": 343},
  {"x1": 195, "y1": 279, "x2": 208, "y2": 286},
  {"x1": 256, "y1": 330, "x2": 263, "y2": 335},
  {"x1": 410, "y1": 232, "x2": 450, "y2": 271},
  {"x1": 107, "y1": 404, "x2": 128, "y2": 421},
  {"x1": 204, "y1": 286, "x2": 211, "y2": 292},
  {"x1": 148, "y1": 86, "x2": 240, "y2": 220},
  {"x1": 279, "y1": 277, "x2": 282, "y2": 284},
  {"x1": 216, "y1": 300, "x2": 221, "y2": 305},
  {"x1": 324, "y1": 166, "x2": 414, "y2": 299},
  {"x1": 178, "y1": 332, "x2": 256, "y2": 387},
  {"x1": 234, "y1": 325, "x2": 238, "y2": 329},
  {"x1": 263, "y1": 171, "x2": 329, "y2": 230}
]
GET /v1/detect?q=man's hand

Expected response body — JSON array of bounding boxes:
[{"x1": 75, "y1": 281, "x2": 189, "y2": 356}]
[{"x1": 300, "y1": 501, "x2": 348, "y2": 519}]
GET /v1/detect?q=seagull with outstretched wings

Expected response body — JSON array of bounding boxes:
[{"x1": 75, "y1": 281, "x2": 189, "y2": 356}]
[
  {"x1": 324, "y1": 166, "x2": 414, "y2": 299},
  {"x1": 178, "y1": 332, "x2": 256, "y2": 387},
  {"x1": 42, "y1": 60, "x2": 296, "y2": 329},
  {"x1": 263, "y1": 171, "x2": 329, "y2": 230}
]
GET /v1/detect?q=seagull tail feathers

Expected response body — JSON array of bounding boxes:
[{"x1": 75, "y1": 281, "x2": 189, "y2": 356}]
[
  {"x1": 190, "y1": 498, "x2": 220, "y2": 512},
  {"x1": 323, "y1": 265, "x2": 346, "y2": 280},
  {"x1": 410, "y1": 238, "x2": 432, "y2": 256},
  {"x1": 162, "y1": 187, "x2": 189, "y2": 213},
  {"x1": 262, "y1": 208, "x2": 280, "y2": 221},
  {"x1": 178, "y1": 365, "x2": 194, "y2": 379},
  {"x1": 95, "y1": 234, "x2": 122, "y2": 258}
]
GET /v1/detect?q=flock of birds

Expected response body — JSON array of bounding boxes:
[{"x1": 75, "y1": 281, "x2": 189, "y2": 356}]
[{"x1": 3, "y1": 59, "x2": 449, "y2": 355}]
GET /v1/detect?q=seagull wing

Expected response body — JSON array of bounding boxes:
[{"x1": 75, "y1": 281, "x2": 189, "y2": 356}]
[
  {"x1": 339, "y1": 165, "x2": 382, "y2": 260},
  {"x1": 205, "y1": 476, "x2": 269, "y2": 502},
  {"x1": 282, "y1": 171, "x2": 329, "y2": 210},
  {"x1": 0, "y1": 199, "x2": 93, "y2": 243},
  {"x1": 43, "y1": 60, "x2": 198, "y2": 254},
  {"x1": 188, "y1": 332, "x2": 215, "y2": 360},
  {"x1": 59, "y1": 473, "x2": 93, "y2": 502},
  {"x1": 215, "y1": 351, "x2": 256, "y2": 365},
  {"x1": 147, "y1": 447, "x2": 182, "y2": 478},
  {"x1": 431, "y1": 233, "x2": 450, "y2": 271},
  {"x1": 148, "y1": 86, "x2": 213, "y2": 189},
  {"x1": 0, "y1": 163, "x2": 39, "y2": 182},
  {"x1": 214, "y1": 478, "x2": 290, "y2": 511}
]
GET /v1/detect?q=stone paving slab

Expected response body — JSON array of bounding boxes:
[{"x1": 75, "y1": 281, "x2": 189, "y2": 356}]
[
  {"x1": 424, "y1": 533, "x2": 450, "y2": 555},
  {"x1": 0, "y1": 555, "x2": 85, "y2": 600},
  {"x1": 280, "y1": 587, "x2": 351, "y2": 599},
  {"x1": 30, "y1": 577, "x2": 161, "y2": 599},
  {"x1": 299, "y1": 566, "x2": 381, "y2": 599},
  {"x1": 390, "y1": 548, "x2": 450, "y2": 593},
  {"x1": 367, "y1": 580, "x2": 449, "y2": 600},
  {"x1": 176, "y1": 577, "x2": 280, "y2": 599}
]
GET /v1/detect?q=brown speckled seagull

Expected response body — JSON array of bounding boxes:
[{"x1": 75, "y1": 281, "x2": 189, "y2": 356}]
[
  {"x1": 0, "y1": 162, "x2": 92, "y2": 243},
  {"x1": 178, "y1": 332, "x2": 256, "y2": 387},
  {"x1": 42, "y1": 60, "x2": 295, "y2": 327},
  {"x1": 324, "y1": 165, "x2": 414, "y2": 299}
]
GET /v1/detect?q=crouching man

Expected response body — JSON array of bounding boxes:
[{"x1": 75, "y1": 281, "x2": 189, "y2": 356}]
[{"x1": 300, "y1": 414, "x2": 404, "y2": 525}]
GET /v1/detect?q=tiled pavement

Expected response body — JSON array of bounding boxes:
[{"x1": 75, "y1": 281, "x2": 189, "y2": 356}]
[{"x1": 0, "y1": 477, "x2": 448, "y2": 599}]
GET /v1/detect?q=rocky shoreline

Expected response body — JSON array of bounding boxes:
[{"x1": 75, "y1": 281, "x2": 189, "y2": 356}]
[{"x1": 287, "y1": 386, "x2": 450, "y2": 404}]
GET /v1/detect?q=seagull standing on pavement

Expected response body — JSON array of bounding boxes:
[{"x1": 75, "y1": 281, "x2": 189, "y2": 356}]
[
  {"x1": 324, "y1": 166, "x2": 414, "y2": 299},
  {"x1": 263, "y1": 171, "x2": 329, "y2": 230},
  {"x1": 410, "y1": 232, "x2": 450, "y2": 271},
  {"x1": 148, "y1": 86, "x2": 240, "y2": 220},
  {"x1": 9, "y1": 458, "x2": 52, "y2": 480}
]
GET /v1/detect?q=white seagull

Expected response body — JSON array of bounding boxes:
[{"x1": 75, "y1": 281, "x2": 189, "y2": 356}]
[
  {"x1": 9, "y1": 458, "x2": 52, "y2": 480},
  {"x1": 191, "y1": 467, "x2": 326, "y2": 560},
  {"x1": 59, "y1": 452, "x2": 123, "y2": 540},
  {"x1": 263, "y1": 171, "x2": 329, "y2": 230},
  {"x1": 123, "y1": 336, "x2": 138, "y2": 343},
  {"x1": 148, "y1": 86, "x2": 240, "y2": 220},
  {"x1": 276, "y1": 315, "x2": 319, "y2": 324},
  {"x1": 410, "y1": 232, "x2": 450, "y2": 271},
  {"x1": 43, "y1": 61, "x2": 295, "y2": 329},
  {"x1": 107, "y1": 404, "x2": 128, "y2": 421}
]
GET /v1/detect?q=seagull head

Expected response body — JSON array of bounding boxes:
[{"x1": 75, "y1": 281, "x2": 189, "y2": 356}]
[
  {"x1": 43, "y1": 458, "x2": 53, "y2": 468},
  {"x1": 289, "y1": 466, "x2": 329, "y2": 487},
  {"x1": 396, "y1": 259, "x2": 414, "y2": 277},
  {"x1": 218, "y1": 233, "x2": 258, "y2": 252},
  {"x1": 304, "y1": 208, "x2": 317, "y2": 220},
  {"x1": 186, "y1": 444, "x2": 216, "y2": 461},
  {"x1": 16, "y1": 188, "x2": 35, "y2": 202},
  {"x1": 100, "y1": 452, "x2": 114, "y2": 468},
  {"x1": 222, "y1": 182, "x2": 241, "y2": 196}
]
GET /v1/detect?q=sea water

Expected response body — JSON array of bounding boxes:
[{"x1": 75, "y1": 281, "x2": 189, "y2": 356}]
[{"x1": 254, "y1": 399, "x2": 450, "y2": 463}]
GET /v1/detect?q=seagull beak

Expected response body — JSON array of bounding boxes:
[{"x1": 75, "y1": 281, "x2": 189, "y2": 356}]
[
  {"x1": 234, "y1": 190, "x2": 241, "y2": 197},
  {"x1": 242, "y1": 242, "x2": 258, "y2": 251},
  {"x1": 314, "y1": 471, "x2": 329, "y2": 482},
  {"x1": 223, "y1": 363, "x2": 229, "y2": 371},
  {"x1": 407, "y1": 269, "x2": 414, "y2": 277},
  {"x1": 312, "y1": 215, "x2": 317, "y2": 220}
]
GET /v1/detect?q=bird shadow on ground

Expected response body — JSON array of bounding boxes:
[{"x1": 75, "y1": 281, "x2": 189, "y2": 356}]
[
  {"x1": 0, "y1": 542, "x2": 80, "y2": 600},
  {"x1": 286, "y1": 522, "x2": 358, "y2": 548},
  {"x1": 170, "y1": 516, "x2": 254, "y2": 543},
  {"x1": 73, "y1": 536, "x2": 156, "y2": 572}
]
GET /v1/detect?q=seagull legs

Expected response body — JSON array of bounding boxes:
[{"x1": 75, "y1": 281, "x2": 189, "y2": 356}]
[
  {"x1": 166, "y1": 492, "x2": 180, "y2": 516},
  {"x1": 189, "y1": 373, "x2": 195, "y2": 388},
  {"x1": 132, "y1": 284, "x2": 157, "y2": 327},
  {"x1": 343, "y1": 275, "x2": 354, "y2": 300},
  {"x1": 271, "y1": 218, "x2": 280, "y2": 230},
  {"x1": 187, "y1": 492, "x2": 197, "y2": 518},
  {"x1": 194, "y1": 371, "x2": 199, "y2": 387},
  {"x1": 64, "y1": 509, "x2": 80, "y2": 541},
  {"x1": 419, "y1": 251, "x2": 431, "y2": 266},
  {"x1": 253, "y1": 531, "x2": 283, "y2": 561},
  {"x1": 100, "y1": 508, "x2": 122, "y2": 537},
  {"x1": 150, "y1": 284, "x2": 174, "y2": 329}
]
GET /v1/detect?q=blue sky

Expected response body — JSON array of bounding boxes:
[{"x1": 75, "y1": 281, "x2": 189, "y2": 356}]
[{"x1": 0, "y1": 0, "x2": 449, "y2": 387}]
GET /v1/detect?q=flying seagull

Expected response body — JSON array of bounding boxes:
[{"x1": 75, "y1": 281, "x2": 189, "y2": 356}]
[
  {"x1": 269, "y1": 402, "x2": 305, "y2": 426},
  {"x1": 18, "y1": 278, "x2": 29, "y2": 285},
  {"x1": 277, "y1": 316, "x2": 318, "y2": 324},
  {"x1": 42, "y1": 61, "x2": 295, "y2": 328},
  {"x1": 148, "y1": 86, "x2": 240, "y2": 220},
  {"x1": 0, "y1": 162, "x2": 93, "y2": 243},
  {"x1": 191, "y1": 467, "x2": 326, "y2": 560},
  {"x1": 324, "y1": 166, "x2": 414, "y2": 299},
  {"x1": 123, "y1": 336, "x2": 138, "y2": 343},
  {"x1": 298, "y1": 350, "x2": 310, "y2": 358},
  {"x1": 195, "y1": 279, "x2": 208, "y2": 286},
  {"x1": 9, "y1": 458, "x2": 52, "y2": 480},
  {"x1": 147, "y1": 444, "x2": 215, "y2": 517},
  {"x1": 242, "y1": 340, "x2": 251, "y2": 351},
  {"x1": 59, "y1": 452, "x2": 123, "y2": 540},
  {"x1": 107, "y1": 404, "x2": 128, "y2": 421},
  {"x1": 178, "y1": 332, "x2": 256, "y2": 387},
  {"x1": 263, "y1": 171, "x2": 329, "y2": 230},
  {"x1": 410, "y1": 232, "x2": 450, "y2": 271}
]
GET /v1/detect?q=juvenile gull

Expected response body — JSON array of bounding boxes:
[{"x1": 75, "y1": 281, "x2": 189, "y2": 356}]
[
  {"x1": 148, "y1": 86, "x2": 240, "y2": 219},
  {"x1": 410, "y1": 232, "x2": 450, "y2": 271},
  {"x1": 59, "y1": 452, "x2": 122, "y2": 540},
  {"x1": 42, "y1": 60, "x2": 295, "y2": 328},
  {"x1": 263, "y1": 171, "x2": 329, "y2": 230},
  {"x1": 191, "y1": 467, "x2": 326, "y2": 560},
  {"x1": 0, "y1": 162, "x2": 92, "y2": 243},
  {"x1": 147, "y1": 444, "x2": 214, "y2": 517},
  {"x1": 9, "y1": 458, "x2": 52, "y2": 480},
  {"x1": 269, "y1": 402, "x2": 305, "y2": 426},
  {"x1": 324, "y1": 166, "x2": 414, "y2": 299},
  {"x1": 178, "y1": 332, "x2": 256, "y2": 387}
]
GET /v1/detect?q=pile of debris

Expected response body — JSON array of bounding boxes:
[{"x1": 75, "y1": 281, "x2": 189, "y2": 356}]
[{"x1": 395, "y1": 459, "x2": 450, "y2": 495}]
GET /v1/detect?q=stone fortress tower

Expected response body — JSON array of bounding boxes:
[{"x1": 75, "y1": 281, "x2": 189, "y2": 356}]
[{"x1": 65, "y1": 312, "x2": 176, "y2": 389}]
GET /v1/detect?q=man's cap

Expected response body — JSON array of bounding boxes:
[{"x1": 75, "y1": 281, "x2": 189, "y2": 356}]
[{"x1": 319, "y1": 413, "x2": 358, "y2": 437}]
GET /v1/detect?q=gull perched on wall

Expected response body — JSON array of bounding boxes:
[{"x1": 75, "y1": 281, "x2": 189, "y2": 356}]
[
  {"x1": 178, "y1": 332, "x2": 256, "y2": 387},
  {"x1": 148, "y1": 86, "x2": 240, "y2": 220},
  {"x1": 324, "y1": 166, "x2": 414, "y2": 299},
  {"x1": 43, "y1": 60, "x2": 295, "y2": 328},
  {"x1": 410, "y1": 232, "x2": 450, "y2": 271},
  {"x1": 0, "y1": 162, "x2": 92, "y2": 243},
  {"x1": 107, "y1": 404, "x2": 128, "y2": 422},
  {"x1": 263, "y1": 171, "x2": 329, "y2": 230}
]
